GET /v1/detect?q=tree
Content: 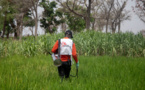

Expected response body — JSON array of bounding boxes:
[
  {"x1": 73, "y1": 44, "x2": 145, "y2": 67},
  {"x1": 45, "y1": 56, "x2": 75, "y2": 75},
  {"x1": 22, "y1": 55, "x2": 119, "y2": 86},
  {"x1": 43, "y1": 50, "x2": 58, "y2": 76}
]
[
  {"x1": 56, "y1": 2, "x2": 86, "y2": 32},
  {"x1": 0, "y1": 0, "x2": 9, "y2": 38},
  {"x1": 40, "y1": 0, "x2": 64, "y2": 34},
  {"x1": 133, "y1": 0, "x2": 145, "y2": 23},
  {"x1": 110, "y1": 0, "x2": 126, "y2": 33},
  {"x1": 57, "y1": 0, "x2": 97, "y2": 30},
  {"x1": 0, "y1": 0, "x2": 15, "y2": 38},
  {"x1": 23, "y1": 12, "x2": 35, "y2": 36},
  {"x1": 97, "y1": 0, "x2": 130, "y2": 33},
  {"x1": 101, "y1": 0, "x2": 114, "y2": 33},
  {"x1": 29, "y1": 0, "x2": 39, "y2": 38},
  {"x1": 66, "y1": 13, "x2": 85, "y2": 32},
  {"x1": 12, "y1": 0, "x2": 32, "y2": 40},
  {"x1": 91, "y1": 0, "x2": 103, "y2": 31}
]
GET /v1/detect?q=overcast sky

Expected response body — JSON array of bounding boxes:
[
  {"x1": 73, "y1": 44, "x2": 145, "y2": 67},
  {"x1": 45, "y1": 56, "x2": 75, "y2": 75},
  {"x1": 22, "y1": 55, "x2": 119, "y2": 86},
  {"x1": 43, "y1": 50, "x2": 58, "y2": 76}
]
[
  {"x1": 120, "y1": 0, "x2": 145, "y2": 34},
  {"x1": 23, "y1": 0, "x2": 145, "y2": 35}
]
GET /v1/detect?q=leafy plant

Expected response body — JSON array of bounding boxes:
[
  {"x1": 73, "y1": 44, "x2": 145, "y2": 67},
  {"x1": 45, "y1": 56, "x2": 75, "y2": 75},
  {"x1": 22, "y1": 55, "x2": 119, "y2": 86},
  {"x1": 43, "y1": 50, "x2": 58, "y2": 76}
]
[{"x1": 0, "y1": 31, "x2": 145, "y2": 57}]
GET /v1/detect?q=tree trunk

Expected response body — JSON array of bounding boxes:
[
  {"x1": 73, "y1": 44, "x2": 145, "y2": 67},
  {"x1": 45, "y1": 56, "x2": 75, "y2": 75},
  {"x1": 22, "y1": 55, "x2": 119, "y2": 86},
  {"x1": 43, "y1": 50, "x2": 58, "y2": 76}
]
[
  {"x1": 106, "y1": 19, "x2": 109, "y2": 33},
  {"x1": 6, "y1": 29, "x2": 10, "y2": 39},
  {"x1": 86, "y1": 17, "x2": 90, "y2": 29},
  {"x1": 34, "y1": 18, "x2": 38, "y2": 38},
  {"x1": 14, "y1": 31, "x2": 18, "y2": 39},
  {"x1": 14, "y1": 21, "x2": 19, "y2": 39},
  {"x1": 19, "y1": 14, "x2": 24, "y2": 40},
  {"x1": 112, "y1": 29, "x2": 115, "y2": 33},
  {"x1": 61, "y1": 23, "x2": 66, "y2": 32},
  {"x1": 112, "y1": 22, "x2": 117, "y2": 34},
  {"x1": 97, "y1": 19, "x2": 102, "y2": 31},
  {"x1": 92, "y1": 21, "x2": 95, "y2": 30},
  {"x1": 111, "y1": 22, "x2": 115, "y2": 34},
  {"x1": 86, "y1": 0, "x2": 91, "y2": 30},
  {"x1": 19, "y1": 24, "x2": 23, "y2": 40},
  {"x1": 105, "y1": 0, "x2": 114, "y2": 33},
  {"x1": 10, "y1": 19, "x2": 16, "y2": 39},
  {"x1": 29, "y1": 27, "x2": 34, "y2": 36},
  {"x1": 16, "y1": 20, "x2": 21, "y2": 39},
  {"x1": 118, "y1": 19, "x2": 121, "y2": 33},
  {"x1": 30, "y1": 0, "x2": 38, "y2": 37},
  {"x1": 34, "y1": 2, "x2": 38, "y2": 38},
  {"x1": 115, "y1": 23, "x2": 117, "y2": 32},
  {"x1": 1, "y1": 12, "x2": 7, "y2": 38}
]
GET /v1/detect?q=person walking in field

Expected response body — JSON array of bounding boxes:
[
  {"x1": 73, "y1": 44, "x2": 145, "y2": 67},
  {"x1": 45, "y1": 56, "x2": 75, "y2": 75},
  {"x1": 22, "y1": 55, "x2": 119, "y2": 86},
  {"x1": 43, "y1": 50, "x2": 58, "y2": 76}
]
[{"x1": 51, "y1": 30, "x2": 79, "y2": 81}]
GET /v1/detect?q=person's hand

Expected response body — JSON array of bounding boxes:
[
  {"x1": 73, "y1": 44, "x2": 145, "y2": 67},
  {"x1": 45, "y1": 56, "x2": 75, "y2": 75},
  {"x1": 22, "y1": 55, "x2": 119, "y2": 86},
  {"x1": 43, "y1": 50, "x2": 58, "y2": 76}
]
[{"x1": 76, "y1": 61, "x2": 79, "y2": 69}]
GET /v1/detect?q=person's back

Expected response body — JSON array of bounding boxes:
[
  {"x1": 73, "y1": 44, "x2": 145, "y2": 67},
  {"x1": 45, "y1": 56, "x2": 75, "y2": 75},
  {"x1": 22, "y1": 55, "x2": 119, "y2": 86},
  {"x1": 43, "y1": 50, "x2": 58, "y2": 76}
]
[{"x1": 51, "y1": 30, "x2": 79, "y2": 80}]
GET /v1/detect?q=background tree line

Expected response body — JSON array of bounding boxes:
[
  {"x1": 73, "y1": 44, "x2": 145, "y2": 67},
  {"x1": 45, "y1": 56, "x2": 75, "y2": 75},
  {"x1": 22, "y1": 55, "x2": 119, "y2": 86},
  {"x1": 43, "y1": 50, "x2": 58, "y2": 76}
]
[{"x1": 0, "y1": 0, "x2": 144, "y2": 40}]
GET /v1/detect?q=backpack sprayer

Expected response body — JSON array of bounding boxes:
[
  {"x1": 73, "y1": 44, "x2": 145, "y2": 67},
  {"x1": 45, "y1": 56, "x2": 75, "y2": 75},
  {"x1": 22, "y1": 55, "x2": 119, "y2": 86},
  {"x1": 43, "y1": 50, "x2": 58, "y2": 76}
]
[{"x1": 48, "y1": 52, "x2": 62, "y2": 67}]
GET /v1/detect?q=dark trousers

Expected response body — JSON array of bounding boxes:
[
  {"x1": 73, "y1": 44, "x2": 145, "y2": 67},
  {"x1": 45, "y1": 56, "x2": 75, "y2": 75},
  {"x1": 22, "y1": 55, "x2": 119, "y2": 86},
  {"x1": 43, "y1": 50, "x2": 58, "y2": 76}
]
[{"x1": 58, "y1": 61, "x2": 71, "y2": 78}]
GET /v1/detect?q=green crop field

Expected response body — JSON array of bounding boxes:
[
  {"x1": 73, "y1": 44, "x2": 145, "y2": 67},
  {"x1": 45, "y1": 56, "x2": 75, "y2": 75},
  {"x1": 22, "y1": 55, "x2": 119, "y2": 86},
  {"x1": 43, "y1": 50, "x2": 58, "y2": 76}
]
[
  {"x1": 0, "y1": 55, "x2": 145, "y2": 90},
  {"x1": 0, "y1": 31, "x2": 145, "y2": 90},
  {"x1": 1, "y1": 0, "x2": 145, "y2": 89},
  {"x1": 1, "y1": 31, "x2": 145, "y2": 57}
]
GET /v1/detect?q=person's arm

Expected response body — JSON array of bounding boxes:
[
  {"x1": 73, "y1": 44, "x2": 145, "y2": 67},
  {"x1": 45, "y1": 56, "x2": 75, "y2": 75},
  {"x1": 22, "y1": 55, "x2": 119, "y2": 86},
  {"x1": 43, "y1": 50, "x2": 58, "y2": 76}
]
[
  {"x1": 72, "y1": 43, "x2": 78, "y2": 63},
  {"x1": 51, "y1": 40, "x2": 58, "y2": 53}
]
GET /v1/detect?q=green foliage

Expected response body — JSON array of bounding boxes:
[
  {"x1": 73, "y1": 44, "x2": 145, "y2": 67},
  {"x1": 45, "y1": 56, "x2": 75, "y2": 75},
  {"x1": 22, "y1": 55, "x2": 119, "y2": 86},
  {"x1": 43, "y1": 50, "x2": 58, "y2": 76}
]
[
  {"x1": 0, "y1": 55, "x2": 145, "y2": 89},
  {"x1": 23, "y1": 11, "x2": 35, "y2": 27},
  {"x1": 66, "y1": 14, "x2": 85, "y2": 32},
  {"x1": 0, "y1": 0, "x2": 16, "y2": 35},
  {"x1": 40, "y1": 0, "x2": 64, "y2": 34},
  {"x1": 74, "y1": 31, "x2": 145, "y2": 57},
  {"x1": 57, "y1": 1, "x2": 86, "y2": 32},
  {"x1": 0, "y1": 31, "x2": 145, "y2": 57},
  {"x1": 0, "y1": 0, "x2": 15, "y2": 22}
]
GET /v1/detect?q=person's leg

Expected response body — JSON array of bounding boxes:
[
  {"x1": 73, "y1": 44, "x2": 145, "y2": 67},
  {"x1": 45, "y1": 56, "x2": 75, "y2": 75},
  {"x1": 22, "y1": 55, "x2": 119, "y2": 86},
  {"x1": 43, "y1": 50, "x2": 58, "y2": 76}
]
[
  {"x1": 58, "y1": 65, "x2": 64, "y2": 78},
  {"x1": 64, "y1": 61, "x2": 71, "y2": 78},
  {"x1": 65, "y1": 65, "x2": 71, "y2": 78}
]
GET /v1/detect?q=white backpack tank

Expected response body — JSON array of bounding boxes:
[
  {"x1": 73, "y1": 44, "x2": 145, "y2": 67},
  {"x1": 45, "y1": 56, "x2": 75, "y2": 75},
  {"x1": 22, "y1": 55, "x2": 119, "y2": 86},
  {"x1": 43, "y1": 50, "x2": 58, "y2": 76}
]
[{"x1": 60, "y1": 39, "x2": 73, "y2": 55}]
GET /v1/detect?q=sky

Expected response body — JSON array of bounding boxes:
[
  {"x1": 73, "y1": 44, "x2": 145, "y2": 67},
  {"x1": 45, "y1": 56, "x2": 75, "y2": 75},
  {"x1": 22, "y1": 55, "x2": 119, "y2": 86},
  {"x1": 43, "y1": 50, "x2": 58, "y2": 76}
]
[
  {"x1": 120, "y1": 0, "x2": 145, "y2": 34},
  {"x1": 23, "y1": 0, "x2": 145, "y2": 35}
]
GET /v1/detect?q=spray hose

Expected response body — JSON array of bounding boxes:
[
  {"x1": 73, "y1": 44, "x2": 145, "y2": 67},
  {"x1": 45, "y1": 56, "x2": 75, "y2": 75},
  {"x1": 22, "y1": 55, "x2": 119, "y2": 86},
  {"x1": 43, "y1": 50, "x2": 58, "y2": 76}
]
[{"x1": 70, "y1": 68, "x2": 78, "y2": 78}]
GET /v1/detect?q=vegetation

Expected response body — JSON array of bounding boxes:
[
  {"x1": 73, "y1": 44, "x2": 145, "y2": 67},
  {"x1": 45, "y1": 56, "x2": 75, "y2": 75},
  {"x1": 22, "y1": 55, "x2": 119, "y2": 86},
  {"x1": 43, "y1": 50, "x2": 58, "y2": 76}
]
[
  {"x1": 0, "y1": 0, "x2": 131, "y2": 39},
  {"x1": 0, "y1": 31, "x2": 145, "y2": 57},
  {"x1": 0, "y1": 0, "x2": 144, "y2": 89},
  {"x1": 133, "y1": 0, "x2": 145, "y2": 23},
  {"x1": 0, "y1": 55, "x2": 145, "y2": 90},
  {"x1": 40, "y1": 0, "x2": 64, "y2": 34},
  {"x1": 65, "y1": 13, "x2": 85, "y2": 32}
]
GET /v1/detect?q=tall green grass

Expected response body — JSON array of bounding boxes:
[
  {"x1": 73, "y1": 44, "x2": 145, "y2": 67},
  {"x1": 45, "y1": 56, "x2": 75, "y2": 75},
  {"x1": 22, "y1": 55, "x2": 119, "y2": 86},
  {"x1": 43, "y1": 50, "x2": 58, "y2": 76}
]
[
  {"x1": 0, "y1": 55, "x2": 145, "y2": 90},
  {"x1": 0, "y1": 31, "x2": 145, "y2": 57}
]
